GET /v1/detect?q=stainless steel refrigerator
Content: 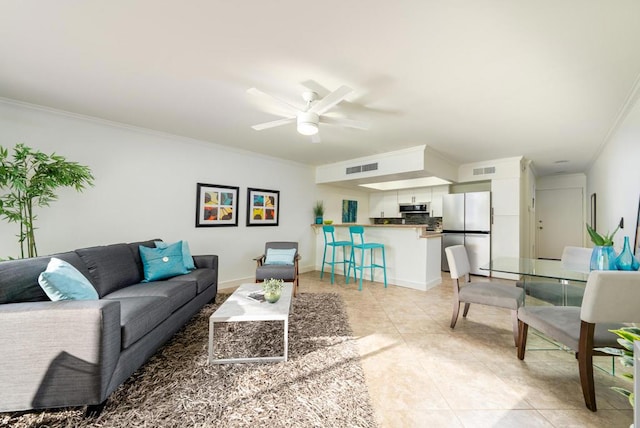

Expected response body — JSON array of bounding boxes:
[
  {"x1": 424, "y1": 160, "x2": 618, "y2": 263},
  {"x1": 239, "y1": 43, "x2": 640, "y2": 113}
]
[{"x1": 441, "y1": 191, "x2": 491, "y2": 276}]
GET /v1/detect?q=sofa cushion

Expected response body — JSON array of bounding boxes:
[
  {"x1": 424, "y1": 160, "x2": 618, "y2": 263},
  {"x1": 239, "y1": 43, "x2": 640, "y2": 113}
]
[
  {"x1": 104, "y1": 296, "x2": 172, "y2": 349},
  {"x1": 0, "y1": 252, "x2": 92, "y2": 304},
  {"x1": 104, "y1": 280, "x2": 197, "y2": 313},
  {"x1": 264, "y1": 248, "x2": 296, "y2": 265},
  {"x1": 76, "y1": 244, "x2": 142, "y2": 297},
  {"x1": 127, "y1": 239, "x2": 161, "y2": 279},
  {"x1": 155, "y1": 240, "x2": 196, "y2": 271},
  {"x1": 38, "y1": 258, "x2": 99, "y2": 301},
  {"x1": 139, "y1": 243, "x2": 189, "y2": 282},
  {"x1": 171, "y1": 269, "x2": 217, "y2": 294}
]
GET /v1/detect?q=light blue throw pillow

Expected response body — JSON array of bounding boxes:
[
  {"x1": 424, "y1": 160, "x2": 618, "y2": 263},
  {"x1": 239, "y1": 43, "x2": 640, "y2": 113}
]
[
  {"x1": 139, "y1": 242, "x2": 189, "y2": 282},
  {"x1": 38, "y1": 257, "x2": 99, "y2": 301},
  {"x1": 264, "y1": 248, "x2": 296, "y2": 265},
  {"x1": 154, "y1": 240, "x2": 196, "y2": 270}
]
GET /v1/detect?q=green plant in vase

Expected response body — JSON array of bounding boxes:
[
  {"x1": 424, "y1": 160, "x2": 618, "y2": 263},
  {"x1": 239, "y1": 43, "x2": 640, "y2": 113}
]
[
  {"x1": 261, "y1": 278, "x2": 284, "y2": 303},
  {"x1": 313, "y1": 200, "x2": 324, "y2": 225},
  {"x1": 596, "y1": 326, "x2": 640, "y2": 407},
  {"x1": 586, "y1": 223, "x2": 619, "y2": 270}
]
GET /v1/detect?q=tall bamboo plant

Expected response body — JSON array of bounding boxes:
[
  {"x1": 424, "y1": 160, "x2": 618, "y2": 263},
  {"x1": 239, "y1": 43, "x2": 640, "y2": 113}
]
[{"x1": 0, "y1": 143, "x2": 94, "y2": 258}]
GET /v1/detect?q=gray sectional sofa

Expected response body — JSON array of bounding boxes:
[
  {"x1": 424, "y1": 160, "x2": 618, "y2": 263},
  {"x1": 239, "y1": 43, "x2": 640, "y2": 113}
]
[{"x1": 0, "y1": 238, "x2": 218, "y2": 414}]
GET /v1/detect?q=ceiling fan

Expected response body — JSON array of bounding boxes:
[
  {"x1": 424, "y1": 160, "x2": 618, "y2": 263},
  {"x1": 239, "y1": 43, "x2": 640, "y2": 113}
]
[{"x1": 248, "y1": 85, "x2": 370, "y2": 143}]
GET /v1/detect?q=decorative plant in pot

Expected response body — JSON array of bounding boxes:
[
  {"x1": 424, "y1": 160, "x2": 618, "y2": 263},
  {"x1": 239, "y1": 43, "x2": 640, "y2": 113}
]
[
  {"x1": 586, "y1": 223, "x2": 619, "y2": 270},
  {"x1": 261, "y1": 278, "x2": 284, "y2": 303},
  {"x1": 313, "y1": 200, "x2": 324, "y2": 225},
  {"x1": 596, "y1": 326, "x2": 640, "y2": 407},
  {"x1": 0, "y1": 144, "x2": 94, "y2": 258}
]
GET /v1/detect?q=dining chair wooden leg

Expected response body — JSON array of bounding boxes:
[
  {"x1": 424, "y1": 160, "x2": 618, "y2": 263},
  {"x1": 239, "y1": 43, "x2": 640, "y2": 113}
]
[
  {"x1": 462, "y1": 302, "x2": 471, "y2": 317},
  {"x1": 579, "y1": 321, "x2": 597, "y2": 412},
  {"x1": 450, "y1": 300, "x2": 461, "y2": 328},
  {"x1": 517, "y1": 321, "x2": 528, "y2": 360},
  {"x1": 510, "y1": 310, "x2": 519, "y2": 346}
]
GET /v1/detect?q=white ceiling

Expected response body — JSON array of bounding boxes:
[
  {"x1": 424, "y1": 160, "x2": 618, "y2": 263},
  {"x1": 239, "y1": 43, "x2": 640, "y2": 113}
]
[{"x1": 1, "y1": 1, "x2": 639, "y2": 178}]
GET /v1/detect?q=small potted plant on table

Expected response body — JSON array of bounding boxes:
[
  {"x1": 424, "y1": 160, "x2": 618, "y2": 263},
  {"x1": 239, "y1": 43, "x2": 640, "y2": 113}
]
[
  {"x1": 262, "y1": 278, "x2": 284, "y2": 303},
  {"x1": 313, "y1": 201, "x2": 324, "y2": 224}
]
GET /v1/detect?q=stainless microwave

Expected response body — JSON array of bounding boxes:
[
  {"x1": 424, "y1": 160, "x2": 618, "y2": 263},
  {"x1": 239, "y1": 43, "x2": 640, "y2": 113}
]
[{"x1": 399, "y1": 203, "x2": 430, "y2": 214}]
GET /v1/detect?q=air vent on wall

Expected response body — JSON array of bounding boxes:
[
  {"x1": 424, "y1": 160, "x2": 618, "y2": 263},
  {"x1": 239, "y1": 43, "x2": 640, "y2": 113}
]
[
  {"x1": 472, "y1": 166, "x2": 496, "y2": 176},
  {"x1": 346, "y1": 162, "x2": 378, "y2": 175}
]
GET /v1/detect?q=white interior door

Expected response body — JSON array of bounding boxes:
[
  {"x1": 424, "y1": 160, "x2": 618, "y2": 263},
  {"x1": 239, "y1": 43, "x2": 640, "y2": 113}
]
[{"x1": 536, "y1": 188, "x2": 584, "y2": 259}]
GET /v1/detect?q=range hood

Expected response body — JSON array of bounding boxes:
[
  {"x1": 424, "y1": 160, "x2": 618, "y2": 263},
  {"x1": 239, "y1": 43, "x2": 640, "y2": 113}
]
[{"x1": 315, "y1": 145, "x2": 458, "y2": 189}]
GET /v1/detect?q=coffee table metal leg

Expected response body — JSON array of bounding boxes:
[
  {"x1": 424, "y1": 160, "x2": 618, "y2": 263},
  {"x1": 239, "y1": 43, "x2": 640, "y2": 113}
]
[
  {"x1": 283, "y1": 318, "x2": 288, "y2": 362},
  {"x1": 208, "y1": 318, "x2": 216, "y2": 363}
]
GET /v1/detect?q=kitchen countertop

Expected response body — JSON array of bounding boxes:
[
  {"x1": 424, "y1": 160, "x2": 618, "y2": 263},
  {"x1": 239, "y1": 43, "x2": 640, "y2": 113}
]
[{"x1": 310, "y1": 223, "x2": 442, "y2": 238}]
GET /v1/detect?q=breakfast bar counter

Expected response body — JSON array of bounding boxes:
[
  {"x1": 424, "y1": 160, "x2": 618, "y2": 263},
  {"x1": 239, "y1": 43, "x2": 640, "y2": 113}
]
[{"x1": 312, "y1": 224, "x2": 442, "y2": 291}]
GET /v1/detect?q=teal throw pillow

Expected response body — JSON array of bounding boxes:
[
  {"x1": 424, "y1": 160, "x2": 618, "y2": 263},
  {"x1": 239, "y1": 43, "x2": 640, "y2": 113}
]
[
  {"x1": 139, "y1": 242, "x2": 189, "y2": 282},
  {"x1": 38, "y1": 257, "x2": 99, "y2": 301},
  {"x1": 264, "y1": 248, "x2": 296, "y2": 265},
  {"x1": 154, "y1": 240, "x2": 196, "y2": 270}
]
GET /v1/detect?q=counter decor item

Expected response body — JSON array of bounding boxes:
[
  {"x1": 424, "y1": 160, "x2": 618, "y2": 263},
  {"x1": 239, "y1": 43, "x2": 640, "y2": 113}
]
[
  {"x1": 616, "y1": 236, "x2": 640, "y2": 271},
  {"x1": 313, "y1": 200, "x2": 324, "y2": 224},
  {"x1": 261, "y1": 278, "x2": 284, "y2": 303},
  {"x1": 586, "y1": 223, "x2": 619, "y2": 270}
]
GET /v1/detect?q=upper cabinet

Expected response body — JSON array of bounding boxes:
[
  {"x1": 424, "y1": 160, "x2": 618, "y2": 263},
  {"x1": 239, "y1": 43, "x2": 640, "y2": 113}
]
[
  {"x1": 397, "y1": 188, "x2": 432, "y2": 204},
  {"x1": 491, "y1": 178, "x2": 520, "y2": 216},
  {"x1": 369, "y1": 191, "x2": 400, "y2": 218},
  {"x1": 430, "y1": 185, "x2": 449, "y2": 217}
]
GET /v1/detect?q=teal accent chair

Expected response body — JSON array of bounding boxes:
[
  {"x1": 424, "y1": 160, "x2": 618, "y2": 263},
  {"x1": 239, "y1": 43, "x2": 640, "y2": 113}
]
[
  {"x1": 348, "y1": 226, "x2": 387, "y2": 291},
  {"x1": 320, "y1": 225, "x2": 354, "y2": 284}
]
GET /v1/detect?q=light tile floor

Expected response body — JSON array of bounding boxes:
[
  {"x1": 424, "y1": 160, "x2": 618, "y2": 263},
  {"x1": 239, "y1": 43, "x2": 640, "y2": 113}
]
[{"x1": 298, "y1": 271, "x2": 634, "y2": 428}]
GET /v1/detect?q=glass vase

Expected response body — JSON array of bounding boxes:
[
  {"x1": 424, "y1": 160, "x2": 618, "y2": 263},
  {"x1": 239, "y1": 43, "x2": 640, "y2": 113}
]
[
  {"x1": 590, "y1": 245, "x2": 617, "y2": 271},
  {"x1": 264, "y1": 289, "x2": 281, "y2": 303},
  {"x1": 615, "y1": 236, "x2": 640, "y2": 271}
]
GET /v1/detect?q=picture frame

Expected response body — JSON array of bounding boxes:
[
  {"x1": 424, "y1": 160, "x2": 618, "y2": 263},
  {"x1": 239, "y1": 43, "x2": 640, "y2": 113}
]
[
  {"x1": 195, "y1": 183, "x2": 239, "y2": 227},
  {"x1": 590, "y1": 193, "x2": 597, "y2": 230},
  {"x1": 246, "y1": 188, "x2": 279, "y2": 226},
  {"x1": 342, "y1": 199, "x2": 358, "y2": 223},
  {"x1": 634, "y1": 195, "x2": 640, "y2": 256}
]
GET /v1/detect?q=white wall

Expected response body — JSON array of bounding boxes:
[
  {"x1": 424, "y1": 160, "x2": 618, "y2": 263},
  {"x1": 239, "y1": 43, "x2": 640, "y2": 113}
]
[
  {"x1": 0, "y1": 100, "x2": 318, "y2": 288},
  {"x1": 587, "y1": 91, "x2": 640, "y2": 251}
]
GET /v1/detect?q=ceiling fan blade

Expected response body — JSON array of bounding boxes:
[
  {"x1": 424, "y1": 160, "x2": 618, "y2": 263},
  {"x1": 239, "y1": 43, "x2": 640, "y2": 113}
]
[
  {"x1": 311, "y1": 133, "x2": 321, "y2": 144},
  {"x1": 308, "y1": 85, "x2": 354, "y2": 115},
  {"x1": 247, "y1": 88, "x2": 301, "y2": 114},
  {"x1": 251, "y1": 117, "x2": 295, "y2": 131},
  {"x1": 319, "y1": 116, "x2": 370, "y2": 130}
]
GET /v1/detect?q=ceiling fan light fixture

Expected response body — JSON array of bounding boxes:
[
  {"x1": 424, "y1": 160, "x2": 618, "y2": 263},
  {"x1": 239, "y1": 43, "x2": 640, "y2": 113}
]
[{"x1": 297, "y1": 112, "x2": 319, "y2": 135}]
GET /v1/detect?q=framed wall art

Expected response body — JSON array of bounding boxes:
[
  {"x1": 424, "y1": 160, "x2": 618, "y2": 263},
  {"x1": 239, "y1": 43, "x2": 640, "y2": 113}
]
[
  {"x1": 195, "y1": 183, "x2": 239, "y2": 227},
  {"x1": 635, "y1": 195, "x2": 640, "y2": 256},
  {"x1": 342, "y1": 199, "x2": 358, "y2": 223},
  {"x1": 246, "y1": 188, "x2": 279, "y2": 226}
]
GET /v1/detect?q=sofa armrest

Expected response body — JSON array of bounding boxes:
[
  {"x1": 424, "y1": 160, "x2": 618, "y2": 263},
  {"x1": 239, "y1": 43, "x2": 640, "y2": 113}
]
[
  {"x1": 193, "y1": 254, "x2": 218, "y2": 271},
  {"x1": 0, "y1": 300, "x2": 121, "y2": 411}
]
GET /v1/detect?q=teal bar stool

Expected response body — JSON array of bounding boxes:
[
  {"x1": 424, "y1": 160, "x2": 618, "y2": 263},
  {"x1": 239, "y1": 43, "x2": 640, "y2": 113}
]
[
  {"x1": 320, "y1": 225, "x2": 354, "y2": 284},
  {"x1": 348, "y1": 226, "x2": 387, "y2": 291}
]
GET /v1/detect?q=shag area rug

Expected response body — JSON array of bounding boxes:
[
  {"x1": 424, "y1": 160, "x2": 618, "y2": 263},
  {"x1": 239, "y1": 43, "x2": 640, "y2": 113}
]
[{"x1": 1, "y1": 293, "x2": 377, "y2": 428}]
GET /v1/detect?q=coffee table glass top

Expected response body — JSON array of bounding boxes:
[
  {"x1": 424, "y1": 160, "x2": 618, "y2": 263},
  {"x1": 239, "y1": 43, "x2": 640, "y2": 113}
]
[{"x1": 481, "y1": 257, "x2": 589, "y2": 283}]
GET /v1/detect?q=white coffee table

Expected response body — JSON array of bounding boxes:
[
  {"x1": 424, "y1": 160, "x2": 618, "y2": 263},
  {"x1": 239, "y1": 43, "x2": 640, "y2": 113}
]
[{"x1": 208, "y1": 282, "x2": 294, "y2": 364}]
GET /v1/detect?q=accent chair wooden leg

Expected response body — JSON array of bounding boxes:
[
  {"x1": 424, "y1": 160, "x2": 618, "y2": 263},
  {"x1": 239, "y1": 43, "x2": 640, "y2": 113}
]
[
  {"x1": 510, "y1": 310, "x2": 519, "y2": 346},
  {"x1": 579, "y1": 321, "x2": 597, "y2": 411},
  {"x1": 517, "y1": 320, "x2": 528, "y2": 360},
  {"x1": 450, "y1": 300, "x2": 461, "y2": 328},
  {"x1": 462, "y1": 302, "x2": 471, "y2": 317}
]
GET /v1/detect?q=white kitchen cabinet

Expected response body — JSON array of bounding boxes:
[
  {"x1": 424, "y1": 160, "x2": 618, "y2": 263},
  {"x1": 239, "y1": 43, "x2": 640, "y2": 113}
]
[
  {"x1": 397, "y1": 188, "x2": 432, "y2": 204},
  {"x1": 430, "y1": 185, "x2": 449, "y2": 217},
  {"x1": 492, "y1": 178, "x2": 520, "y2": 216},
  {"x1": 369, "y1": 191, "x2": 400, "y2": 218}
]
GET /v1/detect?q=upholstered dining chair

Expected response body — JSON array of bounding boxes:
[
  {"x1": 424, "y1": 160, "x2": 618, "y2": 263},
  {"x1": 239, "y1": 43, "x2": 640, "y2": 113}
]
[
  {"x1": 517, "y1": 270, "x2": 640, "y2": 411},
  {"x1": 445, "y1": 245, "x2": 524, "y2": 345},
  {"x1": 254, "y1": 241, "x2": 300, "y2": 297},
  {"x1": 516, "y1": 246, "x2": 592, "y2": 306}
]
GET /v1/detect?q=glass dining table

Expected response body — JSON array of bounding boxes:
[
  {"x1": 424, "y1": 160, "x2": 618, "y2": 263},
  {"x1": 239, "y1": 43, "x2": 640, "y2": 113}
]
[{"x1": 480, "y1": 257, "x2": 590, "y2": 306}]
